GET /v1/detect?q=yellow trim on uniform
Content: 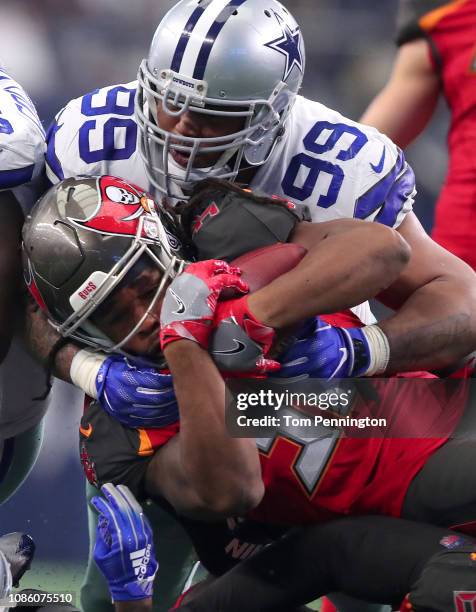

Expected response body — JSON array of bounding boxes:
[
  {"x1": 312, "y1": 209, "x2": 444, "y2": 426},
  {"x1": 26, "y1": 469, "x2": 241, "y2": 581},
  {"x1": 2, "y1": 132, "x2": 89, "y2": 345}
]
[
  {"x1": 138, "y1": 429, "x2": 154, "y2": 456},
  {"x1": 419, "y1": 0, "x2": 470, "y2": 32}
]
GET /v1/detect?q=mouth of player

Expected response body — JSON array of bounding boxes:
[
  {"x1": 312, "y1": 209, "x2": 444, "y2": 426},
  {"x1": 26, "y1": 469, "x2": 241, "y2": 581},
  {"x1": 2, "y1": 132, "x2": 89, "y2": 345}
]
[
  {"x1": 170, "y1": 147, "x2": 217, "y2": 170},
  {"x1": 170, "y1": 149, "x2": 191, "y2": 168}
]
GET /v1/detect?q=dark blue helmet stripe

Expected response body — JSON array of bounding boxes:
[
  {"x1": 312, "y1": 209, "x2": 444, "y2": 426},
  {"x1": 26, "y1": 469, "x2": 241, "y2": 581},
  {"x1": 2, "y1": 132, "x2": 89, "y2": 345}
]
[
  {"x1": 171, "y1": 0, "x2": 214, "y2": 73},
  {"x1": 193, "y1": 0, "x2": 248, "y2": 80}
]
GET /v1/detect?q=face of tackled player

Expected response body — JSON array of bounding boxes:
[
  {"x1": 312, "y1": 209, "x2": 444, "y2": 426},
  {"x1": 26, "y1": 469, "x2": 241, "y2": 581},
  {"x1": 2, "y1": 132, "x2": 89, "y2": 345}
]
[{"x1": 90, "y1": 257, "x2": 167, "y2": 361}]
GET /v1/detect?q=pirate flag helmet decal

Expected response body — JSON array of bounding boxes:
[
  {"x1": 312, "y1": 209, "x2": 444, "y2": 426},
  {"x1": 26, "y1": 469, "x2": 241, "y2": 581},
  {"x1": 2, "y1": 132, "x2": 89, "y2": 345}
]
[{"x1": 22, "y1": 175, "x2": 187, "y2": 353}]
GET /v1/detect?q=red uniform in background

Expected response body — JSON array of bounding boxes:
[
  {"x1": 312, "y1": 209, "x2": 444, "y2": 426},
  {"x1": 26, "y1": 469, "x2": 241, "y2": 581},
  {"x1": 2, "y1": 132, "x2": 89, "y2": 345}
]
[{"x1": 397, "y1": 0, "x2": 476, "y2": 268}]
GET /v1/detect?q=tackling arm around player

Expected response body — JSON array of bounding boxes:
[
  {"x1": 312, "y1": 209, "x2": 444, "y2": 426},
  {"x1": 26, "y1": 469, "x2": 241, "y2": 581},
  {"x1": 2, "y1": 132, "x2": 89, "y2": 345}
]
[{"x1": 23, "y1": 175, "x2": 410, "y2": 518}]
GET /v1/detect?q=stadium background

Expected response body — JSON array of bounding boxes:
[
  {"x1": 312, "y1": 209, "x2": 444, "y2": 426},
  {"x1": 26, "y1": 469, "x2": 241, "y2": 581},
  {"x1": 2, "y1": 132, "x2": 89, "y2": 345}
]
[{"x1": 0, "y1": 0, "x2": 450, "y2": 603}]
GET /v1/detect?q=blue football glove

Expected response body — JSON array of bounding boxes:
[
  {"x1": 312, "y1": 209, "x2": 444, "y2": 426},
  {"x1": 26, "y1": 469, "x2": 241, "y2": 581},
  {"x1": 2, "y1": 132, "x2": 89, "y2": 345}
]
[
  {"x1": 96, "y1": 355, "x2": 178, "y2": 428},
  {"x1": 274, "y1": 317, "x2": 373, "y2": 380},
  {"x1": 91, "y1": 483, "x2": 158, "y2": 602}
]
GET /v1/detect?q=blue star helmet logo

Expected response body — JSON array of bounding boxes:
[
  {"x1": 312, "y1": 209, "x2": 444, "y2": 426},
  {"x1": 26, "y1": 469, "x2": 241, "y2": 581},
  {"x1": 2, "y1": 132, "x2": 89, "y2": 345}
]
[{"x1": 264, "y1": 11, "x2": 304, "y2": 81}]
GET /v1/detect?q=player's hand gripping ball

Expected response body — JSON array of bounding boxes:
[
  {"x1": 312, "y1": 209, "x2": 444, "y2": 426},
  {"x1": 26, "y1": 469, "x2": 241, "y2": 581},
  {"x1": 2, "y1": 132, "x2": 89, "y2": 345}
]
[{"x1": 160, "y1": 259, "x2": 248, "y2": 350}]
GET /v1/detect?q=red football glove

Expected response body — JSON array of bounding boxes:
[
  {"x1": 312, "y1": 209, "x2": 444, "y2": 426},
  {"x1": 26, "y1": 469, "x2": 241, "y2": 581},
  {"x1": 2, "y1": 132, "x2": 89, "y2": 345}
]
[
  {"x1": 210, "y1": 295, "x2": 281, "y2": 374},
  {"x1": 160, "y1": 260, "x2": 248, "y2": 350}
]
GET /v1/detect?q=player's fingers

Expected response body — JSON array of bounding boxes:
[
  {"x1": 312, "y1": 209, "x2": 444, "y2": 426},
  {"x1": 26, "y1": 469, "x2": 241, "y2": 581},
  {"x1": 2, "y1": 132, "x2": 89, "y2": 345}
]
[
  {"x1": 91, "y1": 494, "x2": 110, "y2": 515},
  {"x1": 116, "y1": 485, "x2": 148, "y2": 539},
  {"x1": 101, "y1": 483, "x2": 132, "y2": 524},
  {"x1": 255, "y1": 357, "x2": 281, "y2": 373},
  {"x1": 91, "y1": 495, "x2": 115, "y2": 523},
  {"x1": 116, "y1": 485, "x2": 143, "y2": 515},
  {"x1": 209, "y1": 274, "x2": 249, "y2": 295},
  {"x1": 135, "y1": 386, "x2": 176, "y2": 402},
  {"x1": 210, "y1": 260, "x2": 238, "y2": 275}
]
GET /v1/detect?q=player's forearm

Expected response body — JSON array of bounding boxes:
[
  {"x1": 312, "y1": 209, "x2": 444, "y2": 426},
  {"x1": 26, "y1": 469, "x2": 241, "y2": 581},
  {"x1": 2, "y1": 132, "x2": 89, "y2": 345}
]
[
  {"x1": 249, "y1": 221, "x2": 410, "y2": 329},
  {"x1": 360, "y1": 39, "x2": 440, "y2": 148},
  {"x1": 115, "y1": 600, "x2": 153, "y2": 612},
  {"x1": 380, "y1": 277, "x2": 476, "y2": 373},
  {"x1": 164, "y1": 340, "x2": 263, "y2": 514},
  {"x1": 23, "y1": 295, "x2": 79, "y2": 382}
]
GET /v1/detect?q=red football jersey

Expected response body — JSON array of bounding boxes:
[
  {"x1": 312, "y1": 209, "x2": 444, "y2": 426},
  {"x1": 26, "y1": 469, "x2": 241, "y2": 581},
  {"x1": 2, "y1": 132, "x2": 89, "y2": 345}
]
[
  {"x1": 397, "y1": 0, "x2": 476, "y2": 268},
  {"x1": 138, "y1": 309, "x2": 468, "y2": 525}
]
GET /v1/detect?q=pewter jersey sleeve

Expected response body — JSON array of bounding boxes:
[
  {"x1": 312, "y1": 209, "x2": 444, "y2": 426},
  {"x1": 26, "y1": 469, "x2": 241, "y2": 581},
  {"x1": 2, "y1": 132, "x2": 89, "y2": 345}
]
[
  {"x1": 45, "y1": 80, "x2": 148, "y2": 187},
  {"x1": 0, "y1": 70, "x2": 49, "y2": 440}
]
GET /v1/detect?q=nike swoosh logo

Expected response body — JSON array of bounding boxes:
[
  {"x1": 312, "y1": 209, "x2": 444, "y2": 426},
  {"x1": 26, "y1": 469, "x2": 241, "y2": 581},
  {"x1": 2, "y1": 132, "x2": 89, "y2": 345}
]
[
  {"x1": 170, "y1": 288, "x2": 185, "y2": 314},
  {"x1": 370, "y1": 146, "x2": 386, "y2": 173},
  {"x1": 79, "y1": 423, "x2": 93, "y2": 437},
  {"x1": 213, "y1": 339, "x2": 246, "y2": 355}
]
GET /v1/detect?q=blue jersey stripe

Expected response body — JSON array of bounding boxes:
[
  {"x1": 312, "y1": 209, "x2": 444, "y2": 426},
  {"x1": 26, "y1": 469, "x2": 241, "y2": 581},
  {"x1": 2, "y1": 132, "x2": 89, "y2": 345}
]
[
  {"x1": 354, "y1": 149, "x2": 412, "y2": 225},
  {"x1": 193, "y1": 0, "x2": 248, "y2": 80},
  {"x1": 45, "y1": 120, "x2": 65, "y2": 182},
  {"x1": 171, "y1": 0, "x2": 213, "y2": 73},
  {"x1": 375, "y1": 162, "x2": 415, "y2": 227},
  {"x1": 0, "y1": 164, "x2": 35, "y2": 190}
]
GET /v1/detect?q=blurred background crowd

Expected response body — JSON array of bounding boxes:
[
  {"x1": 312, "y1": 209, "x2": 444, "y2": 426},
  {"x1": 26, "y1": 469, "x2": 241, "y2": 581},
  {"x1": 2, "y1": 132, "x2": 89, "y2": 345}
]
[{"x1": 0, "y1": 0, "x2": 450, "y2": 593}]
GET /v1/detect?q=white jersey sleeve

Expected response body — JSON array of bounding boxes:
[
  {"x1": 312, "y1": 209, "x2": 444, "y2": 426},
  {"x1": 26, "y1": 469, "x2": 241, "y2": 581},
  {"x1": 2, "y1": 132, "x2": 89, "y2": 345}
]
[
  {"x1": 252, "y1": 95, "x2": 415, "y2": 229},
  {"x1": 0, "y1": 69, "x2": 45, "y2": 213},
  {"x1": 45, "y1": 81, "x2": 148, "y2": 189}
]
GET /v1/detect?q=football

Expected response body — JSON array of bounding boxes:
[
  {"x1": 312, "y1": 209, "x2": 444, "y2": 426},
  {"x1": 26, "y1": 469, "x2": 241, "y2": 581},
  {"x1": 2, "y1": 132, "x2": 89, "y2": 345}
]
[{"x1": 231, "y1": 242, "x2": 307, "y2": 293}]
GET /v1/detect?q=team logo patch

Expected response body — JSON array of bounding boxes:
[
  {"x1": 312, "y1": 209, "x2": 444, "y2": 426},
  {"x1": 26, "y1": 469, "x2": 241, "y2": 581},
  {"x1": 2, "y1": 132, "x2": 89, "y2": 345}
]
[
  {"x1": 80, "y1": 439, "x2": 99, "y2": 487},
  {"x1": 70, "y1": 176, "x2": 155, "y2": 238},
  {"x1": 264, "y1": 11, "x2": 304, "y2": 81},
  {"x1": 440, "y1": 534, "x2": 466, "y2": 549}
]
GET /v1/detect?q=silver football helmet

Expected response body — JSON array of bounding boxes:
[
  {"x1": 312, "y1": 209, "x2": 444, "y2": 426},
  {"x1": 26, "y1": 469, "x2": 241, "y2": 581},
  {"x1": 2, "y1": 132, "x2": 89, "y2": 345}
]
[
  {"x1": 22, "y1": 176, "x2": 186, "y2": 353},
  {"x1": 136, "y1": 0, "x2": 305, "y2": 201}
]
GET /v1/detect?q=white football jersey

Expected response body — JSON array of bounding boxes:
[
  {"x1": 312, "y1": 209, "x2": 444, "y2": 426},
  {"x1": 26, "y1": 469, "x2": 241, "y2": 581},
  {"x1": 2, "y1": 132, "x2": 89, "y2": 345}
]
[
  {"x1": 45, "y1": 81, "x2": 145, "y2": 188},
  {"x1": 0, "y1": 69, "x2": 45, "y2": 214},
  {"x1": 46, "y1": 84, "x2": 416, "y2": 325},
  {"x1": 0, "y1": 70, "x2": 49, "y2": 440},
  {"x1": 252, "y1": 95, "x2": 415, "y2": 228}
]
